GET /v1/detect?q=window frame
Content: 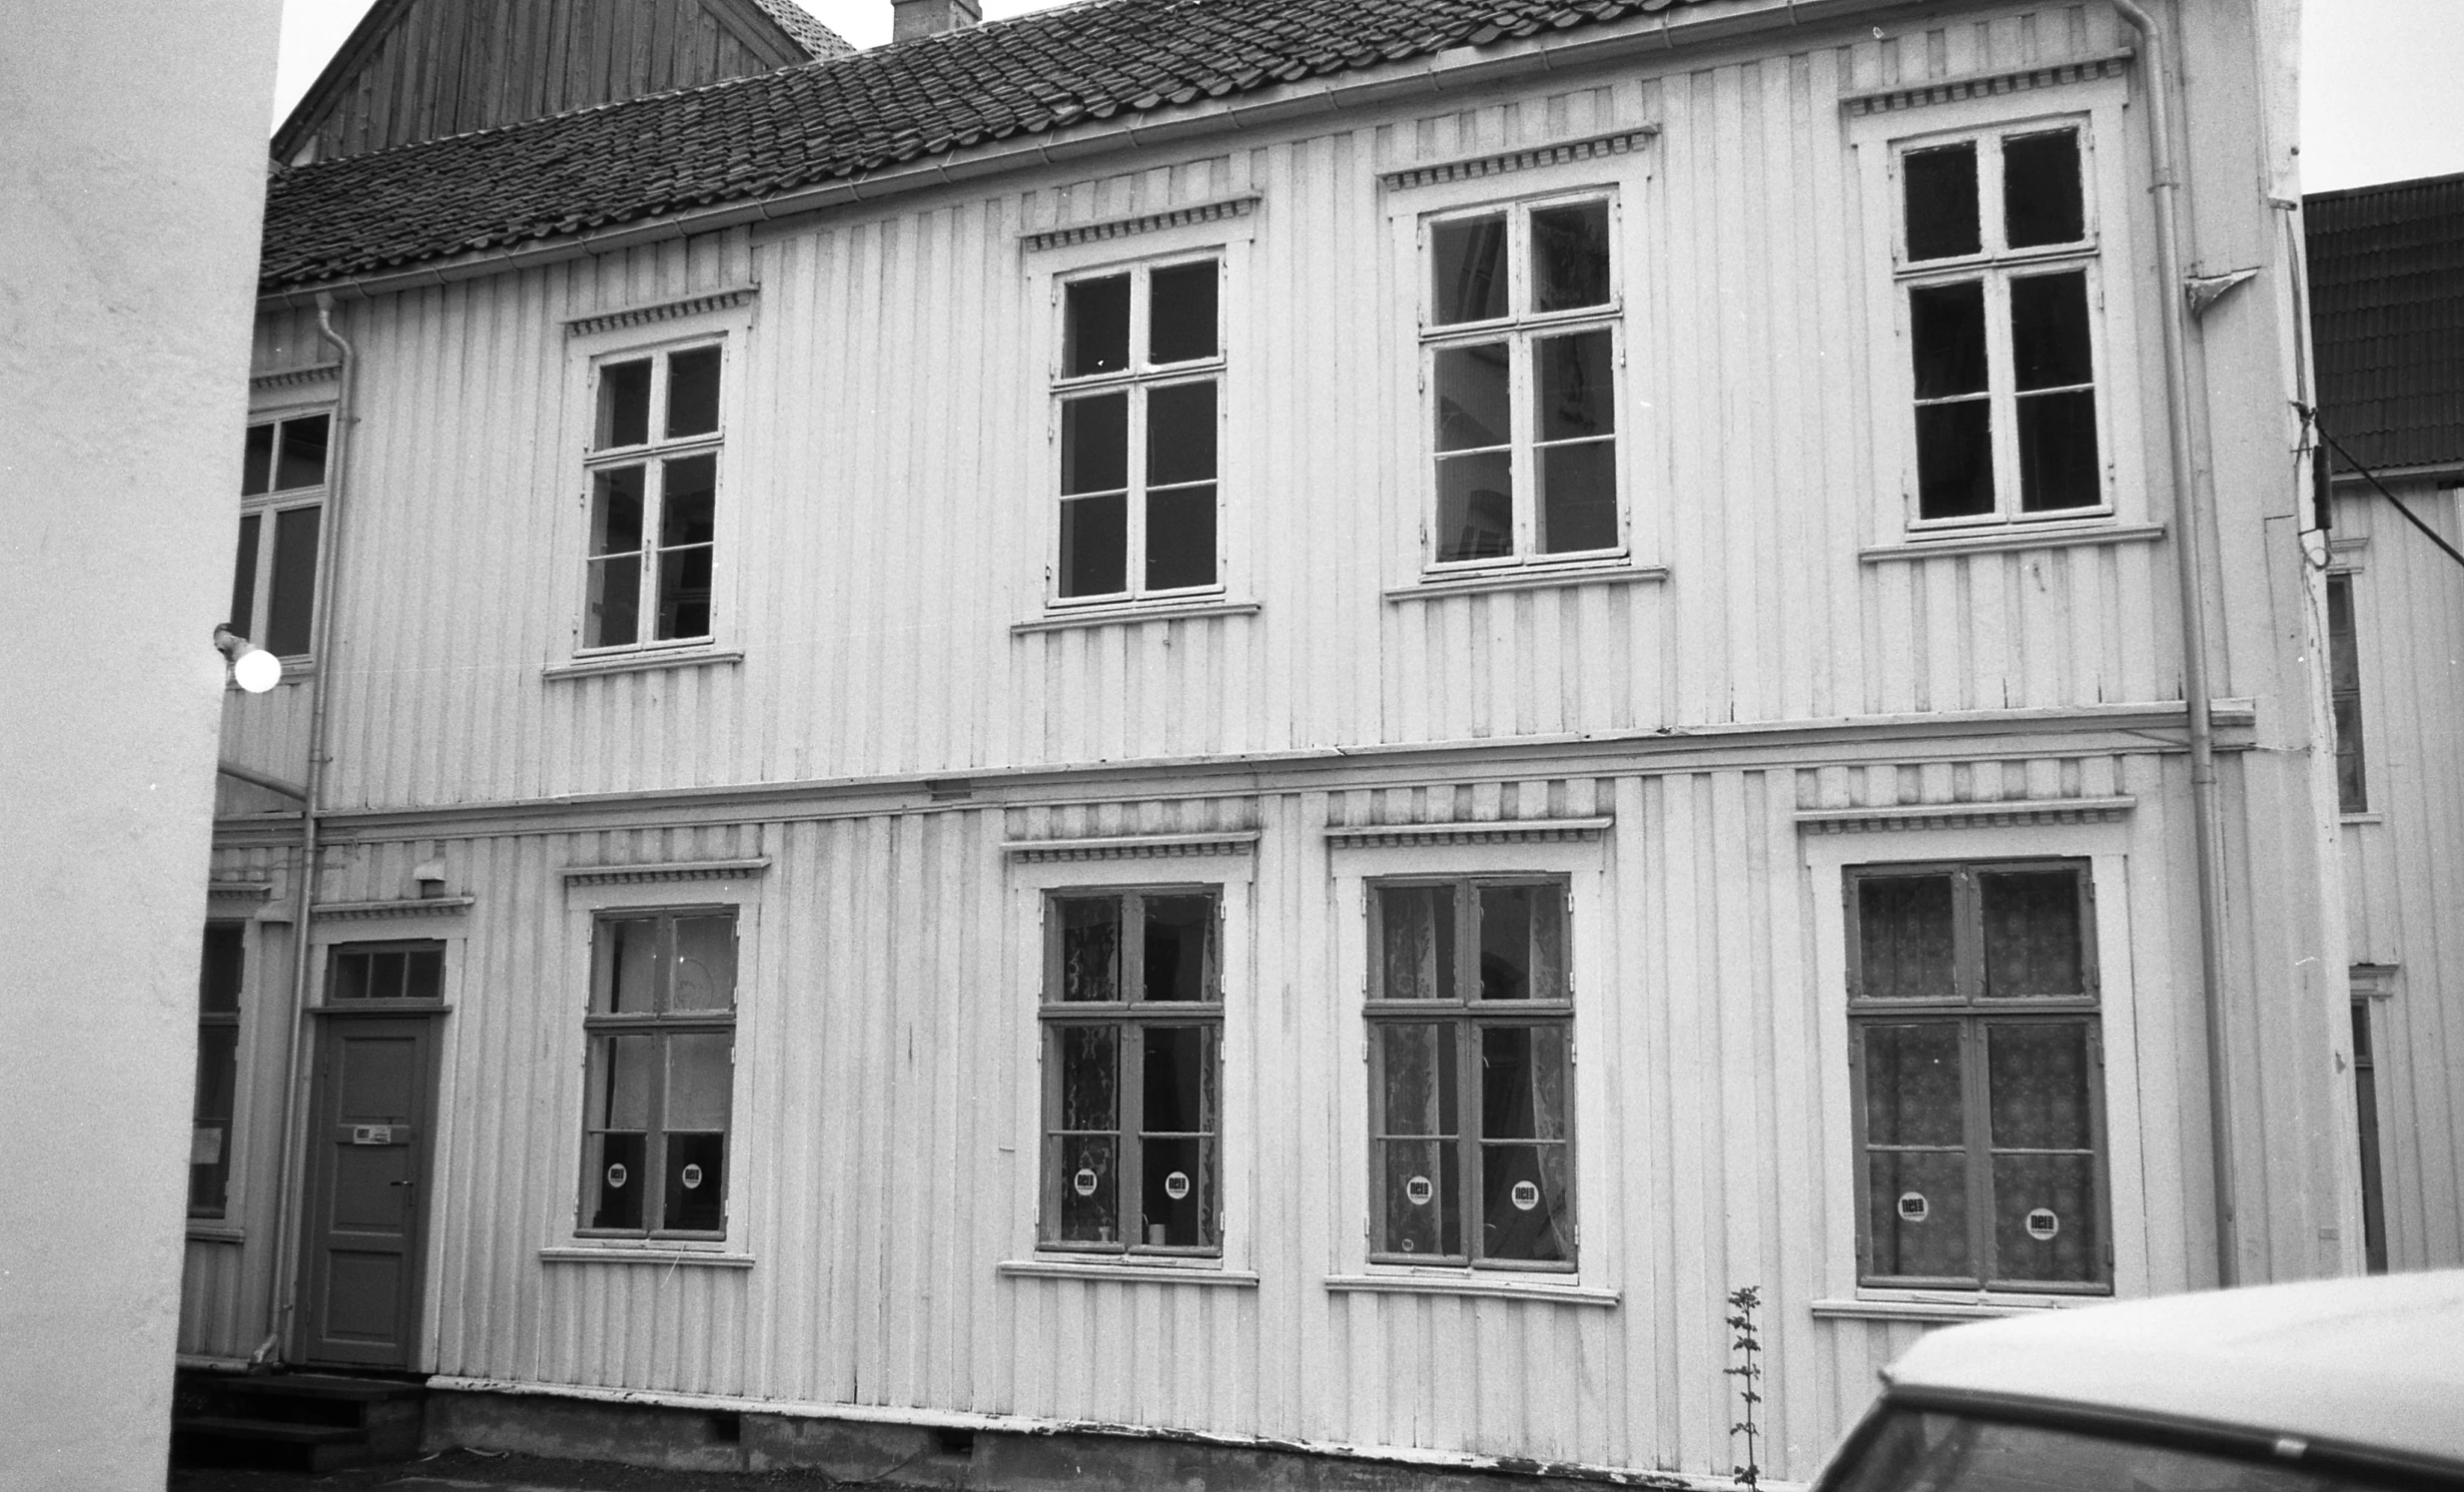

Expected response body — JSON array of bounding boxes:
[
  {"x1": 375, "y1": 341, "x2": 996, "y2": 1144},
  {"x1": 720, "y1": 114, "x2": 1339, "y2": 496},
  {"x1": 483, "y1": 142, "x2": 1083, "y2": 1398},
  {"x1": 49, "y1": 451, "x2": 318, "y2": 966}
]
[
  {"x1": 1843, "y1": 857, "x2": 2113, "y2": 1295},
  {"x1": 1047, "y1": 254, "x2": 1229, "y2": 607},
  {"x1": 574, "y1": 905, "x2": 740, "y2": 1241},
  {"x1": 1362, "y1": 874, "x2": 1579, "y2": 1272},
  {"x1": 232, "y1": 407, "x2": 335, "y2": 664},
  {"x1": 191, "y1": 922, "x2": 247, "y2": 1219},
  {"x1": 1417, "y1": 191, "x2": 1629, "y2": 572},
  {"x1": 2327, "y1": 569, "x2": 2370, "y2": 815},
  {"x1": 1035, "y1": 884, "x2": 1227, "y2": 1258}
]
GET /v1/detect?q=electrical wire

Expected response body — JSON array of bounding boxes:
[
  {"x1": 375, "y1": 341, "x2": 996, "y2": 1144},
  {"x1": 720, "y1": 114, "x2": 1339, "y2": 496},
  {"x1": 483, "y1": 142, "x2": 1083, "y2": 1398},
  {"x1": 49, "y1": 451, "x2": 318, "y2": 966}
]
[{"x1": 2298, "y1": 401, "x2": 2464, "y2": 571}]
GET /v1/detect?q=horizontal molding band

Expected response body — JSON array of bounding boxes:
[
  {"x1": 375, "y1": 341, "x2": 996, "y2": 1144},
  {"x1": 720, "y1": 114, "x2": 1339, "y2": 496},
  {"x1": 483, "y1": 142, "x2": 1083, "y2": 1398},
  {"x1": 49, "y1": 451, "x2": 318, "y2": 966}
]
[
  {"x1": 1022, "y1": 193, "x2": 1260, "y2": 252},
  {"x1": 1840, "y1": 49, "x2": 2133, "y2": 116},
  {"x1": 996, "y1": 1259, "x2": 1260, "y2": 1287},
  {"x1": 1796, "y1": 796, "x2": 2134, "y2": 835},
  {"x1": 1384, "y1": 564, "x2": 1668, "y2": 602},
  {"x1": 561, "y1": 857, "x2": 773, "y2": 886},
  {"x1": 207, "y1": 881, "x2": 276, "y2": 901},
  {"x1": 1325, "y1": 817, "x2": 1612, "y2": 848},
  {"x1": 1003, "y1": 832, "x2": 1259, "y2": 863},
  {"x1": 538, "y1": 1247, "x2": 754, "y2": 1268},
  {"x1": 312, "y1": 896, "x2": 474, "y2": 920},
  {"x1": 1012, "y1": 599, "x2": 1260, "y2": 634},
  {"x1": 564, "y1": 287, "x2": 755, "y2": 338},
  {"x1": 1323, "y1": 1273, "x2": 1619, "y2": 1307},
  {"x1": 249, "y1": 365, "x2": 340, "y2": 391},
  {"x1": 1380, "y1": 124, "x2": 1658, "y2": 190},
  {"x1": 1860, "y1": 522, "x2": 2165, "y2": 563},
  {"x1": 542, "y1": 647, "x2": 746, "y2": 680}
]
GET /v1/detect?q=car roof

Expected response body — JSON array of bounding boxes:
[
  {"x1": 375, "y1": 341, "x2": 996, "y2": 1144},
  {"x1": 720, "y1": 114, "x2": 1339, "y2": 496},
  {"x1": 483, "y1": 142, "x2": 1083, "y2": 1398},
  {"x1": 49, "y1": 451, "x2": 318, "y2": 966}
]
[{"x1": 1882, "y1": 1270, "x2": 2464, "y2": 1467}]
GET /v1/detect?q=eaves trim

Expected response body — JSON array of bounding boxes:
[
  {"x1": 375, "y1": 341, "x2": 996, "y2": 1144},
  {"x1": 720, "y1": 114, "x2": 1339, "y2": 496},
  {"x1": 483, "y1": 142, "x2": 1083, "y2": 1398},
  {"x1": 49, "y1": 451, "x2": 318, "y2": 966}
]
[{"x1": 1839, "y1": 48, "x2": 2133, "y2": 116}]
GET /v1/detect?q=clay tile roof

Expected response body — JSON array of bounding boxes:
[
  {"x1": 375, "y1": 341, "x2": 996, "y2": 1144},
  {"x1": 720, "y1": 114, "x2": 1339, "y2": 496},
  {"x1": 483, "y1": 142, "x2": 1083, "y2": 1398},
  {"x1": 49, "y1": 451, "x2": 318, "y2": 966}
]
[
  {"x1": 2307, "y1": 171, "x2": 2464, "y2": 474},
  {"x1": 751, "y1": 0, "x2": 859, "y2": 61},
  {"x1": 260, "y1": 0, "x2": 1704, "y2": 294}
]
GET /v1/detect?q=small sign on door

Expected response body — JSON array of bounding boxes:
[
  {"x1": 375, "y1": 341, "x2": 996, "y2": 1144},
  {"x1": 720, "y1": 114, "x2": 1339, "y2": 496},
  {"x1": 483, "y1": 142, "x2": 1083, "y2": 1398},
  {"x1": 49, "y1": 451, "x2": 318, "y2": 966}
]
[{"x1": 352, "y1": 1124, "x2": 396, "y2": 1145}]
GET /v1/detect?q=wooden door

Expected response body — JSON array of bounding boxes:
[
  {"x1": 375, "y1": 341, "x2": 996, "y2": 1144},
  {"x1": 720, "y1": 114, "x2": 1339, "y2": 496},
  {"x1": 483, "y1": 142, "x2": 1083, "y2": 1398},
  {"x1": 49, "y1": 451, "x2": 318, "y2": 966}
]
[{"x1": 297, "y1": 1015, "x2": 438, "y2": 1367}]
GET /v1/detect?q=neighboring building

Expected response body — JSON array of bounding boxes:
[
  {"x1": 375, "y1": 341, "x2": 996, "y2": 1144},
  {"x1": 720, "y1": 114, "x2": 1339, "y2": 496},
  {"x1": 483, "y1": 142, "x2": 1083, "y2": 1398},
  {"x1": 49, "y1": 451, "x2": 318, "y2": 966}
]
[
  {"x1": 2305, "y1": 171, "x2": 2464, "y2": 1278},
  {"x1": 187, "y1": 0, "x2": 2350, "y2": 1483}
]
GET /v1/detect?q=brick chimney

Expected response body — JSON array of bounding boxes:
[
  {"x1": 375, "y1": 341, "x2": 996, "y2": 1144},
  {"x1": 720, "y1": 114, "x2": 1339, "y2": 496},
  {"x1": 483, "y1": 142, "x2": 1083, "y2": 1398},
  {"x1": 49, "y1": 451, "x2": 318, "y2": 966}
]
[{"x1": 892, "y1": 0, "x2": 982, "y2": 41}]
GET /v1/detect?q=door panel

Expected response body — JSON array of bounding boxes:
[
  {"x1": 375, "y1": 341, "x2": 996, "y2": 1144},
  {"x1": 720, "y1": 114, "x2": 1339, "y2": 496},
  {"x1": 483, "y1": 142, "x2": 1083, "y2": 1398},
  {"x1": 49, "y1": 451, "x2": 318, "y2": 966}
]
[{"x1": 298, "y1": 1015, "x2": 437, "y2": 1367}]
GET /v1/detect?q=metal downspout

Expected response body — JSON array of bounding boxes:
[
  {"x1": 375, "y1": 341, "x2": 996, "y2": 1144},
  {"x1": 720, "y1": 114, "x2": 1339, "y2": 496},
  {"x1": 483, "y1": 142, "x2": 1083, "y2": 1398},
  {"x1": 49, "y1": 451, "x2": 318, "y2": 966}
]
[
  {"x1": 262, "y1": 294, "x2": 356, "y2": 1360},
  {"x1": 2108, "y1": 0, "x2": 2238, "y2": 1286}
]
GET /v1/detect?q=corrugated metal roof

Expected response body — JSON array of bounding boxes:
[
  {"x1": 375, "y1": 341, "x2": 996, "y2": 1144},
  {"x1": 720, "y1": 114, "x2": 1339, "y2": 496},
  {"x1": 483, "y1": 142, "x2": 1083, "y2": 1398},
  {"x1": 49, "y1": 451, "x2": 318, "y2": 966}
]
[
  {"x1": 260, "y1": 0, "x2": 1711, "y2": 294},
  {"x1": 2307, "y1": 171, "x2": 2464, "y2": 473}
]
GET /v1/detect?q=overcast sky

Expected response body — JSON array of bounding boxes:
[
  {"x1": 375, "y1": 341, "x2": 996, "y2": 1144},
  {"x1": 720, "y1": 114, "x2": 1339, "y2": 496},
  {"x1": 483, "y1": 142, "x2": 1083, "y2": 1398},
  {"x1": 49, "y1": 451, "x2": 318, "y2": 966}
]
[{"x1": 275, "y1": 0, "x2": 2464, "y2": 194}]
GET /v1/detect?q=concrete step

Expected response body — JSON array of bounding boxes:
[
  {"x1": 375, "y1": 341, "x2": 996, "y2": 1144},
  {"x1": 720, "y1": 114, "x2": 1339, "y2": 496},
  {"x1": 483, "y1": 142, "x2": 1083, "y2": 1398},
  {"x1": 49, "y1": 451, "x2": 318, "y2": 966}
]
[
  {"x1": 171, "y1": 1413, "x2": 372, "y2": 1473},
  {"x1": 172, "y1": 1367, "x2": 428, "y2": 1469}
]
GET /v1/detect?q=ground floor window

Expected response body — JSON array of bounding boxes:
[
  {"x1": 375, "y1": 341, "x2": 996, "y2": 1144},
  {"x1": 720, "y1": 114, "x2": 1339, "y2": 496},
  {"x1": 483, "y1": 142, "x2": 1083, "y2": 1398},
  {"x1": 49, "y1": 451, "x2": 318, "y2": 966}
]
[
  {"x1": 192, "y1": 923, "x2": 245, "y2": 1217},
  {"x1": 578, "y1": 909, "x2": 736, "y2": 1237},
  {"x1": 2352, "y1": 995, "x2": 2388, "y2": 1273},
  {"x1": 1848, "y1": 859, "x2": 2108, "y2": 1291}
]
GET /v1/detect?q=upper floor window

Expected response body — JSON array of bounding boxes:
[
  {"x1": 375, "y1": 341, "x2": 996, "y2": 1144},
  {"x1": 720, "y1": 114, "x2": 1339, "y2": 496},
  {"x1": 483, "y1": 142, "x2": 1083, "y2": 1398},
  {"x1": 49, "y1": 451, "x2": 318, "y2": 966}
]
[
  {"x1": 231, "y1": 412, "x2": 330, "y2": 659},
  {"x1": 1053, "y1": 258, "x2": 1223, "y2": 602},
  {"x1": 1423, "y1": 195, "x2": 1623, "y2": 566},
  {"x1": 2327, "y1": 572, "x2": 2368, "y2": 814},
  {"x1": 578, "y1": 908, "x2": 736, "y2": 1237},
  {"x1": 583, "y1": 344, "x2": 722, "y2": 649},
  {"x1": 1897, "y1": 125, "x2": 2106, "y2": 527}
]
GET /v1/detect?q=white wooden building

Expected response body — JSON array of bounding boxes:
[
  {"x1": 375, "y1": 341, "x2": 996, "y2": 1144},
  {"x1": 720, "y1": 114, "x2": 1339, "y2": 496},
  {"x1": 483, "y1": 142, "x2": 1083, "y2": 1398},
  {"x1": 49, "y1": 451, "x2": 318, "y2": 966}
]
[{"x1": 183, "y1": 0, "x2": 2359, "y2": 1482}]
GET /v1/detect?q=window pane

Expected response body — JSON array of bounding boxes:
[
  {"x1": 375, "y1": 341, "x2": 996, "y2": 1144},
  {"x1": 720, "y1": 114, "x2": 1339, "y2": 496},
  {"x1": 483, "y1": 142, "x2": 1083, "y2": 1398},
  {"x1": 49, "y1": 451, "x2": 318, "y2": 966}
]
[
  {"x1": 1058, "y1": 897, "x2": 1121, "y2": 1002},
  {"x1": 1141, "y1": 1027, "x2": 1217, "y2": 1248},
  {"x1": 659, "y1": 454, "x2": 717, "y2": 544},
  {"x1": 1054, "y1": 1133, "x2": 1119, "y2": 1243},
  {"x1": 597, "y1": 1034, "x2": 655, "y2": 1130},
  {"x1": 1993, "y1": 1151, "x2": 2099, "y2": 1283},
  {"x1": 1378, "y1": 1022, "x2": 1455, "y2": 1136},
  {"x1": 1536, "y1": 331, "x2": 1615, "y2": 441},
  {"x1": 1979, "y1": 870, "x2": 2083, "y2": 997},
  {"x1": 328, "y1": 952, "x2": 371, "y2": 1002},
  {"x1": 1147, "y1": 380, "x2": 1216, "y2": 486},
  {"x1": 2017, "y1": 389, "x2": 2100, "y2": 512},
  {"x1": 229, "y1": 513, "x2": 260, "y2": 635},
  {"x1": 2011, "y1": 272, "x2": 2093, "y2": 390},
  {"x1": 1863, "y1": 1023, "x2": 1964, "y2": 1145},
  {"x1": 589, "y1": 1130, "x2": 646, "y2": 1229},
  {"x1": 1376, "y1": 886, "x2": 1455, "y2": 1001},
  {"x1": 591, "y1": 466, "x2": 645, "y2": 555},
  {"x1": 1989, "y1": 1023, "x2": 2093, "y2": 1148},
  {"x1": 265, "y1": 505, "x2": 321, "y2": 656},
  {"x1": 670, "y1": 917, "x2": 735, "y2": 1011},
  {"x1": 596, "y1": 358, "x2": 652, "y2": 448},
  {"x1": 1377, "y1": 1021, "x2": 1459, "y2": 1258},
  {"x1": 2004, "y1": 129, "x2": 2085, "y2": 249},
  {"x1": 1904, "y1": 143, "x2": 1981, "y2": 261},
  {"x1": 404, "y1": 947, "x2": 443, "y2": 1003},
  {"x1": 1144, "y1": 1025, "x2": 1214, "y2": 1132},
  {"x1": 275, "y1": 414, "x2": 330, "y2": 490},
  {"x1": 586, "y1": 555, "x2": 641, "y2": 648},
  {"x1": 194, "y1": 1025, "x2": 239, "y2": 1123},
  {"x1": 200, "y1": 925, "x2": 245, "y2": 1014},
  {"x1": 595, "y1": 917, "x2": 660, "y2": 1014},
  {"x1": 665, "y1": 1130, "x2": 725, "y2": 1232},
  {"x1": 1539, "y1": 442, "x2": 1617, "y2": 555},
  {"x1": 1866, "y1": 1148, "x2": 1972, "y2": 1278},
  {"x1": 1910, "y1": 282, "x2": 1988, "y2": 397},
  {"x1": 1379, "y1": 1138, "x2": 1449, "y2": 1256},
  {"x1": 1141, "y1": 1133, "x2": 1214, "y2": 1247},
  {"x1": 242, "y1": 423, "x2": 274, "y2": 496},
  {"x1": 368, "y1": 951, "x2": 408, "y2": 999},
  {"x1": 666, "y1": 1032, "x2": 733, "y2": 1132},
  {"x1": 655, "y1": 458, "x2": 717, "y2": 641},
  {"x1": 1064, "y1": 274, "x2": 1131, "y2": 376},
  {"x1": 1858, "y1": 875, "x2": 1955, "y2": 999},
  {"x1": 1478, "y1": 885, "x2": 1566, "y2": 1001},
  {"x1": 1059, "y1": 1025, "x2": 1118, "y2": 1131},
  {"x1": 1061, "y1": 391, "x2": 1128, "y2": 494},
  {"x1": 1145, "y1": 484, "x2": 1217, "y2": 592},
  {"x1": 2330, "y1": 575, "x2": 2368, "y2": 813},
  {"x1": 665, "y1": 347, "x2": 721, "y2": 438},
  {"x1": 1435, "y1": 451, "x2": 1514, "y2": 562},
  {"x1": 1059, "y1": 493, "x2": 1126, "y2": 598},
  {"x1": 1149, "y1": 260, "x2": 1219, "y2": 364},
  {"x1": 1142, "y1": 896, "x2": 1215, "y2": 1003},
  {"x1": 1431, "y1": 214, "x2": 1508, "y2": 325},
  {"x1": 1480, "y1": 1141, "x2": 1571, "y2": 1262},
  {"x1": 1434, "y1": 343, "x2": 1510, "y2": 451},
  {"x1": 1480, "y1": 1025, "x2": 1568, "y2": 1138},
  {"x1": 1531, "y1": 201, "x2": 1611, "y2": 312},
  {"x1": 2328, "y1": 573, "x2": 2362, "y2": 690},
  {"x1": 1916, "y1": 401, "x2": 1995, "y2": 520}
]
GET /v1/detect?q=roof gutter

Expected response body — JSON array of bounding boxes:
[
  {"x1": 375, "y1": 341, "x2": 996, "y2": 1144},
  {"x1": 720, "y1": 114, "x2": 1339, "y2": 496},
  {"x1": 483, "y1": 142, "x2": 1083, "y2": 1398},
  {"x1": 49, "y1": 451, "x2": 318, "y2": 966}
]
[{"x1": 257, "y1": 0, "x2": 1905, "y2": 311}]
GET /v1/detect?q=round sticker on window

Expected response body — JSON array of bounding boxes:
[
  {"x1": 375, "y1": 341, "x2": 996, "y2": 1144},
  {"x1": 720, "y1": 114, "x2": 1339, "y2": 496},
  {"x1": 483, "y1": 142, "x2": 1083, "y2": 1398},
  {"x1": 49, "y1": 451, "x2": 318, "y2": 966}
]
[
  {"x1": 1164, "y1": 1170, "x2": 1191, "y2": 1201},
  {"x1": 681, "y1": 1163, "x2": 705, "y2": 1190},
  {"x1": 1404, "y1": 1175, "x2": 1434, "y2": 1207},
  {"x1": 1510, "y1": 1179, "x2": 1540, "y2": 1212},
  {"x1": 1072, "y1": 1167, "x2": 1100, "y2": 1198},
  {"x1": 605, "y1": 1163, "x2": 628, "y2": 1190},
  {"x1": 1898, "y1": 1191, "x2": 1929, "y2": 1223},
  {"x1": 2026, "y1": 1207, "x2": 2060, "y2": 1241}
]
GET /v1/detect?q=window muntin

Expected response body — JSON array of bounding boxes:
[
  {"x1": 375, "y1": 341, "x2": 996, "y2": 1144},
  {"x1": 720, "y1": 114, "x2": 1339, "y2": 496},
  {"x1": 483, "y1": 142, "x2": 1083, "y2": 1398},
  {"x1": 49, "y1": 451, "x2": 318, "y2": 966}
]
[
  {"x1": 1366, "y1": 878, "x2": 1575, "y2": 1268},
  {"x1": 578, "y1": 909, "x2": 736, "y2": 1237},
  {"x1": 1040, "y1": 888, "x2": 1223, "y2": 1254},
  {"x1": 1422, "y1": 196, "x2": 1623, "y2": 568},
  {"x1": 2328, "y1": 572, "x2": 2368, "y2": 813},
  {"x1": 191, "y1": 924, "x2": 245, "y2": 1218},
  {"x1": 1896, "y1": 126, "x2": 2106, "y2": 528},
  {"x1": 1847, "y1": 860, "x2": 2108, "y2": 1292},
  {"x1": 1052, "y1": 259, "x2": 1224, "y2": 602},
  {"x1": 582, "y1": 344, "x2": 723, "y2": 650},
  {"x1": 231, "y1": 412, "x2": 330, "y2": 659}
]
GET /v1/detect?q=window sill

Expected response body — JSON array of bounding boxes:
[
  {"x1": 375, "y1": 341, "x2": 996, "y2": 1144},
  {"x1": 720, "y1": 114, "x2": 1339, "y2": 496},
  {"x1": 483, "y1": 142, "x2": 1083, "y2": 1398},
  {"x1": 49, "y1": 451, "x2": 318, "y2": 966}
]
[
  {"x1": 998, "y1": 1258, "x2": 1258, "y2": 1287},
  {"x1": 1012, "y1": 598, "x2": 1260, "y2": 634},
  {"x1": 1811, "y1": 1292, "x2": 2095, "y2": 1322},
  {"x1": 539, "y1": 1245, "x2": 753, "y2": 1268},
  {"x1": 2340, "y1": 812, "x2": 2383, "y2": 826},
  {"x1": 186, "y1": 1223, "x2": 246, "y2": 1243},
  {"x1": 1386, "y1": 562, "x2": 1667, "y2": 602},
  {"x1": 1324, "y1": 1272, "x2": 1619, "y2": 1306},
  {"x1": 1860, "y1": 521, "x2": 2164, "y2": 563},
  {"x1": 542, "y1": 647, "x2": 744, "y2": 681}
]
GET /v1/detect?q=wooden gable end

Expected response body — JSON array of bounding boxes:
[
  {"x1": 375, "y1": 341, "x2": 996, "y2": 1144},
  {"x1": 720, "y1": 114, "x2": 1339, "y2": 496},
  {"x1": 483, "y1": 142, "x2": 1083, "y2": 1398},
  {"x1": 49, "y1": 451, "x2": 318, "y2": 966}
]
[{"x1": 274, "y1": 0, "x2": 828, "y2": 164}]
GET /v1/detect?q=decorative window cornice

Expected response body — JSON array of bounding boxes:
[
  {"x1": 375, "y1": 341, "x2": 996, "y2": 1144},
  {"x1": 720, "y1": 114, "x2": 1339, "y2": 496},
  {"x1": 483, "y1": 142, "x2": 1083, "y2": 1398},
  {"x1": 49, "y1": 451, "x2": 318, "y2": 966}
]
[
  {"x1": 250, "y1": 365, "x2": 339, "y2": 392},
  {"x1": 1002, "y1": 832, "x2": 1258, "y2": 863},
  {"x1": 1797, "y1": 797, "x2": 2133, "y2": 835},
  {"x1": 1023, "y1": 194, "x2": 1260, "y2": 253},
  {"x1": 208, "y1": 881, "x2": 275, "y2": 902},
  {"x1": 560, "y1": 858, "x2": 772, "y2": 886},
  {"x1": 2349, "y1": 963, "x2": 2400, "y2": 1000},
  {"x1": 1841, "y1": 50, "x2": 2133, "y2": 117},
  {"x1": 1324, "y1": 817, "x2": 1613, "y2": 849},
  {"x1": 314, "y1": 896, "x2": 475, "y2": 920},
  {"x1": 1380, "y1": 127, "x2": 1657, "y2": 192},
  {"x1": 565, "y1": 287, "x2": 754, "y2": 338}
]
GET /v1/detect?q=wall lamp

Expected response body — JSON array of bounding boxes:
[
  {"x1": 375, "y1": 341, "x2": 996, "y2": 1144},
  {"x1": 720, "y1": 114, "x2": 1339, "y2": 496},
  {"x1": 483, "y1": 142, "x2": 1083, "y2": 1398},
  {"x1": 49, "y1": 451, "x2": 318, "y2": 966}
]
[{"x1": 213, "y1": 624, "x2": 284, "y2": 693}]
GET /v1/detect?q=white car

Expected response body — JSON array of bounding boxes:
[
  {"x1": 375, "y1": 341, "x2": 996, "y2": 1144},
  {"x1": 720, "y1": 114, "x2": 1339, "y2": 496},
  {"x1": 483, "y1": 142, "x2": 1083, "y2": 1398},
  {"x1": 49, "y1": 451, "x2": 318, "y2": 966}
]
[{"x1": 1813, "y1": 1271, "x2": 2464, "y2": 1491}]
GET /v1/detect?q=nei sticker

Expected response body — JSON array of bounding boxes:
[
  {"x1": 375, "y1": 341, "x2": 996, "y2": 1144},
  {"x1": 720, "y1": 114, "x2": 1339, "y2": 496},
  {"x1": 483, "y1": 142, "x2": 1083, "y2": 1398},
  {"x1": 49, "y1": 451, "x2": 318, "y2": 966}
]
[
  {"x1": 1072, "y1": 1167, "x2": 1100, "y2": 1198},
  {"x1": 1164, "y1": 1170, "x2": 1191, "y2": 1200},
  {"x1": 1404, "y1": 1175, "x2": 1434, "y2": 1207},
  {"x1": 1510, "y1": 1179, "x2": 1540, "y2": 1212},
  {"x1": 606, "y1": 1162, "x2": 629, "y2": 1189},
  {"x1": 2026, "y1": 1207, "x2": 2060, "y2": 1241},
  {"x1": 1897, "y1": 1191, "x2": 1929, "y2": 1223},
  {"x1": 681, "y1": 1163, "x2": 705, "y2": 1190}
]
